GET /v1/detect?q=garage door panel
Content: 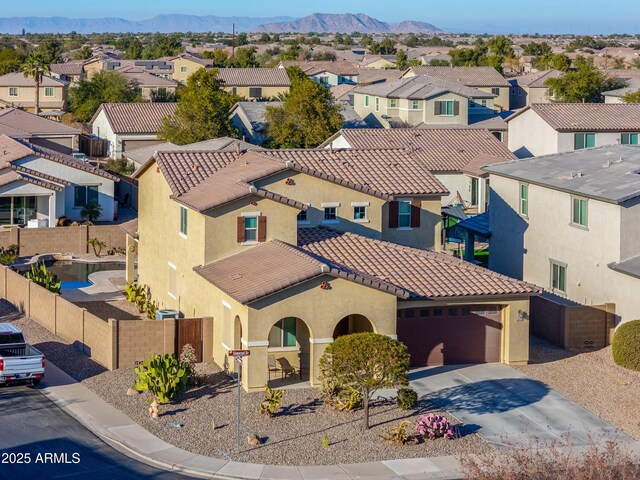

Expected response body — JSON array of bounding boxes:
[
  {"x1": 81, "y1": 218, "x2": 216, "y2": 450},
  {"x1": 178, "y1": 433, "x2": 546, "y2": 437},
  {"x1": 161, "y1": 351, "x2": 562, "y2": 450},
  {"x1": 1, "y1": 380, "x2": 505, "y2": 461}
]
[{"x1": 397, "y1": 306, "x2": 502, "y2": 366}]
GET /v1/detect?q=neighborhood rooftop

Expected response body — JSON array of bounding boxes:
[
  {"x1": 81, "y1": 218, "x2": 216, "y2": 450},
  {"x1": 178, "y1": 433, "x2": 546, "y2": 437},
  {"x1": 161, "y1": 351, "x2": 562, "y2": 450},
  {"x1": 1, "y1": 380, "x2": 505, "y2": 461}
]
[
  {"x1": 507, "y1": 103, "x2": 640, "y2": 131},
  {"x1": 353, "y1": 75, "x2": 495, "y2": 100},
  {"x1": 216, "y1": 68, "x2": 292, "y2": 87},
  {"x1": 484, "y1": 144, "x2": 640, "y2": 204},
  {"x1": 279, "y1": 60, "x2": 359, "y2": 77},
  {"x1": 404, "y1": 66, "x2": 511, "y2": 87},
  {"x1": 0, "y1": 108, "x2": 80, "y2": 138},
  {"x1": 509, "y1": 69, "x2": 563, "y2": 88},
  {"x1": 92, "y1": 102, "x2": 177, "y2": 134},
  {"x1": 0, "y1": 72, "x2": 69, "y2": 87}
]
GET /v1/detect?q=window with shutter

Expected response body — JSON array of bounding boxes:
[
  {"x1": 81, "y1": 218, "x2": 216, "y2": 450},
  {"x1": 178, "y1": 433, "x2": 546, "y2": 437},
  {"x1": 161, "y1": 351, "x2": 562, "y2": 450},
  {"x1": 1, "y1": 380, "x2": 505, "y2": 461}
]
[
  {"x1": 257, "y1": 216, "x2": 267, "y2": 242},
  {"x1": 237, "y1": 217, "x2": 245, "y2": 243},
  {"x1": 453, "y1": 100, "x2": 460, "y2": 115},
  {"x1": 388, "y1": 201, "x2": 399, "y2": 228},
  {"x1": 410, "y1": 199, "x2": 421, "y2": 227},
  {"x1": 434, "y1": 101, "x2": 440, "y2": 115}
]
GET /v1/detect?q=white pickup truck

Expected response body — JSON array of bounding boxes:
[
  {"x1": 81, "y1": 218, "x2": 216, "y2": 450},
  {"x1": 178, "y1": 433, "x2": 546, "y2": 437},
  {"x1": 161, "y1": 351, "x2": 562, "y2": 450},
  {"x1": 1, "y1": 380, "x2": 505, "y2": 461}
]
[{"x1": 0, "y1": 323, "x2": 45, "y2": 387}]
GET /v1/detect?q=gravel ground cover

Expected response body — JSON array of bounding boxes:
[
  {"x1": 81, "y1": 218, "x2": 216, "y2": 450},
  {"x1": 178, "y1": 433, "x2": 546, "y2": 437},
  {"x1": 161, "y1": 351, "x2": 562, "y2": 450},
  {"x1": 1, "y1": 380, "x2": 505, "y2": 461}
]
[{"x1": 514, "y1": 337, "x2": 640, "y2": 441}]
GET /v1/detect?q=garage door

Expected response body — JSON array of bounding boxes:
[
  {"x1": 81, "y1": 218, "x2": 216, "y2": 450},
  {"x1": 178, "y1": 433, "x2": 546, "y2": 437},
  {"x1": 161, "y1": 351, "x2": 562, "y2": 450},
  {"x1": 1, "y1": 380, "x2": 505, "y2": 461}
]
[
  {"x1": 397, "y1": 305, "x2": 502, "y2": 366},
  {"x1": 122, "y1": 139, "x2": 163, "y2": 152}
]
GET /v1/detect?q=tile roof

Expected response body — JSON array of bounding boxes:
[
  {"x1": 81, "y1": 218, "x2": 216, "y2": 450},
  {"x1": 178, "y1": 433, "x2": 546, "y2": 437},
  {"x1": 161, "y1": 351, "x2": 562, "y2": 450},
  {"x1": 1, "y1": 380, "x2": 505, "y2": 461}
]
[
  {"x1": 508, "y1": 103, "x2": 640, "y2": 132},
  {"x1": 92, "y1": 102, "x2": 177, "y2": 134},
  {"x1": 405, "y1": 66, "x2": 510, "y2": 87},
  {"x1": 602, "y1": 78, "x2": 640, "y2": 97},
  {"x1": 354, "y1": 75, "x2": 494, "y2": 100},
  {"x1": 50, "y1": 62, "x2": 84, "y2": 76},
  {"x1": 255, "y1": 148, "x2": 449, "y2": 198},
  {"x1": 229, "y1": 101, "x2": 283, "y2": 133},
  {"x1": 216, "y1": 68, "x2": 291, "y2": 87},
  {"x1": 509, "y1": 69, "x2": 563, "y2": 88},
  {"x1": 484, "y1": 144, "x2": 640, "y2": 204},
  {"x1": 194, "y1": 227, "x2": 540, "y2": 304},
  {"x1": 356, "y1": 69, "x2": 404, "y2": 86},
  {"x1": 0, "y1": 168, "x2": 64, "y2": 192},
  {"x1": 0, "y1": 72, "x2": 68, "y2": 87},
  {"x1": 279, "y1": 61, "x2": 358, "y2": 77},
  {"x1": 115, "y1": 66, "x2": 178, "y2": 87},
  {"x1": 0, "y1": 108, "x2": 80, "y2": 138},
  {"x1": 119, "y1": 218, "x2": 139, "y2": 239},
  {"x1": 320, "y1": 128, "x2": 515, "y2": 172}
]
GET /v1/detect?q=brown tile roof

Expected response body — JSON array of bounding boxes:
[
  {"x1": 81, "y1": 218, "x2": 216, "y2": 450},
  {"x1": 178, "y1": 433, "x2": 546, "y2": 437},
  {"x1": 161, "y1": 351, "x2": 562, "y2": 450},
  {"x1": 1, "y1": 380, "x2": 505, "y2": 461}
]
[
  {"x1": 279, "y1": 61, "x2": 358, "y2": 77},
  {"x1": 115, "y1": 66, "x2": 178, "y2": 87},
  {"x1": 119, "y1": 218, "x2": 138, "y2": 239},
  {"x1": 216, "y1": 68, "x2": 291, "y2": 87},
  {"x1": 509, "y1": 103, "x2": 640, "y2": 132},
  {"x1": 11, "y1": 164, "x2": 70, "y2": 186},
  {"x1": 509, "y1": 69, "x2": 563, "y2": 88},
  {"x1": 298, "y1": 228, "x2": 541, "y2": 299},
  {"x1": 92, "y1": 102, "x2": 177, "y2": 134},
  {"x1": 354, "y1": 75, "x2": 493, "y2": 100},
  {"x1": 0, "y1": 108, "x2": 80, "y2": 138},
  {"x1": 0, "y1": 169, "x2": 64, "y2": 192},
  {"x1": 0, "y1": 72, "x2": 68, "y2": 87},
  {"x1": 254, "y1": 148, "x2": 449, "y2": 198},
  {"x1": 406, "y1": 66, "x2": 510, "y2": 87},
  {"x1": 320, "y1": 128, "x2": 515, "y2": 172},
  {"x1": 50, "y1": 62, "x2": 84, "y2": 76}
]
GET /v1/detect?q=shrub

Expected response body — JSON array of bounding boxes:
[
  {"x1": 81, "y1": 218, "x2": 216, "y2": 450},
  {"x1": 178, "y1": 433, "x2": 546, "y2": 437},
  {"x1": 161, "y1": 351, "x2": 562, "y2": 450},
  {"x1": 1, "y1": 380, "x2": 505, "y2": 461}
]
[
  {"x1": 135, "y1": 354, "x2": 190, "y2": 404},
  {"x1": 125, "y1": 282, "x2": 147, "y2": 313},
  {"x1": 145, "y1": 300, "x2": 158, "y2": 320},
  {"x1": 381, "y1": 420, "x2": 416, "y2": 445},
  {"x1": 106, "y1": 157, "x2": 135, "y2": 175},
  {"x1": 416, "y1": 413, "x2": 454, "y2": 440},
  {"x1": 179, "y1": 343, "x2": 203, "y2": 386},
  {"x1": 87, "y1": 238, "x2": 107, "y2": 256},
  {"x1": 25, "y1": 262, "x2": 61, "y2": 294},
  {"x1": 0, "y1": 244, "x2": 19, "y2": 265},
  {"x1": 397, "y1": 387, "x2": 418, "y2": 410},
  {"x1": 258, "y1": 384, "x2": 284, "y2": 416},
  {"x1": 334, "y1": 384, "x2": 362, "y2": 412},
  {"x1": 80, "y1": 202, "x2": 102, "y2": 223},
  {"x1": 612, "y1": 320, "x2": 640, "y2": 371}
]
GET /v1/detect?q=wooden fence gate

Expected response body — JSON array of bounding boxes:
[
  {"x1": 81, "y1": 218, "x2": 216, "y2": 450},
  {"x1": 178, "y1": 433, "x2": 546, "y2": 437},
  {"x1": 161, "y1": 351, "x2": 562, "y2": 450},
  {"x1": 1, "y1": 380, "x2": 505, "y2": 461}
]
[{"x1": 176, "y1": 318, "x2": 203, "y2": 362}]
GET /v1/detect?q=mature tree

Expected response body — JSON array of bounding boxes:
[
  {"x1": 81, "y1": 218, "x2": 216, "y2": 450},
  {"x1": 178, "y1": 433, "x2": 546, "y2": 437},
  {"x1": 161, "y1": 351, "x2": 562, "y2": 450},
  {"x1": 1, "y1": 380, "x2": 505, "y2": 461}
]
[
  {"x1": 312, "y1": 51, "x2": 337, "y2": 61},
  {"x1": 259, "y1": 33, "x2": 271, "y2": 43},
  {"x1": 35, "y1": 39, "x2": 62, "y2": 64},
  {"x1": 534, "y1": 52, "x2": 572, "y2": 72},
  {"x1": 428, "y1": 58, "x2": 450, "y2": 67},
  {"x1": 158, "y1": 68, "x2": 238, "y2": 145},
  {"x1": 201, "y1": 49, "x2": 230, "y2": 67},
  {"x1": 395, "y1": 49, "x2": 409, "y2": 70},
  {"x1": 404, "y1": 34, "x2": 419, "y2": 48},
  {"x1": 124, "y1": 38, "x2": 143, "y2": 60},
  {"x1": 0, "y1": 48, "x2": 26, "y2": 75},
  {"x1": 333, "y1": 33, "x2": 344, "y2": 45},
  {"x1": 521, "y1": 41, "x2": 552, "y2": 56},
  {"x1": 622, "y1": 89, "x2": 640, "y2": 103},
  {"x1": 486, "y1": 35, "x2": 514, "y2": 58},
  {"x1": 235, "y1": 33, "x2": 248, "y2": 47},
  {"x1": 22, "y1": 53, "x2": 50, "y2": 115},
  {"x1": 280, "y1": 44, "x2": 302, "y2": 61},
  {"x1": 229, "y1": 47, "x2": 258, "y2": 68},
  {"x1": 319, "y1": 333, "x2": 410, "y2": 429},
  {"x1": 73, "y1": 46, "x2": 93, "y2": 60},
  {"x1": 142, "y1": 35, "x2": 182, "y2": 59},
  {"x1": 265, "y1": 67, "x2": 343, "y2": 148},
  {"x1": 68, "y1": 71, "x2": 142, "y2": 122},
  {"x1": 545, "y1": 56, "x2": 625, "y2": 103}
]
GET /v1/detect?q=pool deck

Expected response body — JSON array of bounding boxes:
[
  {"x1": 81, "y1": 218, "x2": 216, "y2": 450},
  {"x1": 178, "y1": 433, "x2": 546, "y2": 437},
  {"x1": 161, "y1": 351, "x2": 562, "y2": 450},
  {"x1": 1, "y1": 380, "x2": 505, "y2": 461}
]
[{"x1": 60, "y1": 270, "x2": 128, "y2": 302}]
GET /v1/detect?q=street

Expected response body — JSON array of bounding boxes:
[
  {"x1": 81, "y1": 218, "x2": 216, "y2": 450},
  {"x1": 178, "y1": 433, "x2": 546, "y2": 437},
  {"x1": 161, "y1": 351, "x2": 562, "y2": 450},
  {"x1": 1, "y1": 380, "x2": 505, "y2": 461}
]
[{"x1": 0, "y1": 385, "x2": 193, "y2": 480}]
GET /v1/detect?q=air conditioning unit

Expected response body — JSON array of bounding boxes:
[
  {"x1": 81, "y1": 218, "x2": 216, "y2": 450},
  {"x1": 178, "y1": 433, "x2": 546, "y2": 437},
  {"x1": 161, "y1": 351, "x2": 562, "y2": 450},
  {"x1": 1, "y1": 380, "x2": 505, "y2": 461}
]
[{"x1": 155, "y1": 309, "x2": 179, "y2": 320}]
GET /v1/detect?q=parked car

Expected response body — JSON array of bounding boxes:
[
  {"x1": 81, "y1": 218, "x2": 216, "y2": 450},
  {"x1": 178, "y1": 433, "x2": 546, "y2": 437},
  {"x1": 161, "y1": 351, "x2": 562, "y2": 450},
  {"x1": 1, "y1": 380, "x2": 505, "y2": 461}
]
[
  {"x1": 0, "y1": 323, "x2": 45, "y2": 387},
  {"x1": 71, "y1": 152, "x2": 89, "y2": 162}
]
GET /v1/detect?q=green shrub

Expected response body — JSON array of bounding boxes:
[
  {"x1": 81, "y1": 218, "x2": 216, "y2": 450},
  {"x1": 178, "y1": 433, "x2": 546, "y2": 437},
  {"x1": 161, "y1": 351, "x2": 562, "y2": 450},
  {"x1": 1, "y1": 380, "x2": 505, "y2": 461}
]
[
  {"x1": 381, "y1": 420, "x2": 416, "y2": 445},
  {"x1": 135, "y1": 354, "x2": 190, "y2": 404},
  {"x1": 397, "y1": 387, "x2": 418, "y2": 410},
  {"x1": 0, "y1": 244, "x2": 19, "y2": 265},
  {"x1": 25, "y1": 262, "x2": 61, "y2": 294},
  {"x1": 612, "y1": 320, "x2": 640, "y2": 371},
  {"x1": 80, "y1": 202, "x2": 102, "y2": 223},
  {"x1": 258, "y1": 384, "x2": 284, "y2": 416},
  {"x1": 125, "y1": 282, "x2": 147, "y2": 313}
]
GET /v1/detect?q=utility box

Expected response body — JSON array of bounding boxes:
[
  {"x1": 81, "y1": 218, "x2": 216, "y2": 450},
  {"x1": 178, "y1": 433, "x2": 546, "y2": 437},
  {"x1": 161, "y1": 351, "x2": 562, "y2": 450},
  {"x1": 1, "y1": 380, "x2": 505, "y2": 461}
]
[{"x1": 155, "y1": 309, "x2": 179, "y2": 320}]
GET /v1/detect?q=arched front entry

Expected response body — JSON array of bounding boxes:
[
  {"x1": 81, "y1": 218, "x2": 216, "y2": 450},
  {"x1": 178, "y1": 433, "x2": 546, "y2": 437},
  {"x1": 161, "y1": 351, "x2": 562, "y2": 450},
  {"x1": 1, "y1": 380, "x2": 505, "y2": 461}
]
[
  {"x1": 332, "y1": 314, "x2": 374, "y2": 339},
  {"x1": 267, "y1": 317, "x2": 312, "y2": 385}
]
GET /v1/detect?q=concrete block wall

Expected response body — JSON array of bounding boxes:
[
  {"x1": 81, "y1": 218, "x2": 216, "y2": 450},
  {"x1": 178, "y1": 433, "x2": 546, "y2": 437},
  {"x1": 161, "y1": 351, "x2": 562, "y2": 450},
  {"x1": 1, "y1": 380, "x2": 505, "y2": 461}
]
[{"x1": 116, "y1": 319, "x2": 172, "y2": 368}]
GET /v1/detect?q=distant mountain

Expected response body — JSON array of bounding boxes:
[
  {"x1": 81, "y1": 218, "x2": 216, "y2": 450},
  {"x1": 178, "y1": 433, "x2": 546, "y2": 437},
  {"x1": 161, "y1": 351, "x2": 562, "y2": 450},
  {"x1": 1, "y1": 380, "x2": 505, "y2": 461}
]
[
  {"x1": 253, "y1": 13, "x2": 442, "y2": 34},
  {"x1": 0, "y1": 15, "x2": 295, "y2": 34}
]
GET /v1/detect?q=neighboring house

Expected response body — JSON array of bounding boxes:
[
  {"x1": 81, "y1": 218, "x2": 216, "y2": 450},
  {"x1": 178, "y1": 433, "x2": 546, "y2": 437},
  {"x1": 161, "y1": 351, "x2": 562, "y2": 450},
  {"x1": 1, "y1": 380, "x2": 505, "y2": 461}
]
[
  {"x1": 0, "y1": 134, "x2": 118, "y2": 226},
  {"x1": 403, "y1": 66, "x2": 511, "y2": 111},
  {"x1": 359, "y1": 55, "x2": 397, "y2": 69},
  {"x1": 0, "y1": 108, "x2": 80, "y2": 154},
  {"x1": 603, "y1": 78, "x2": 640, "y2": 104},
  {"x1": 170, "y1": 53, "x2": 213, "y2": 84},
  {"x1": 507, "y1": 103, "x2": 640, "y2": 158},
  {"x1": 229, "y1": 101, "x2": 365, "y2": 146},
  {"x1": 128, "y1": 146, "x2": 538, "y2": 391},
  {"x1": 50, "y1": 61, "x2": 86, "y2": 84},
  {"x1": 508, "y1": 69, "x2": 563, "y2": 109},
  {"x1": 320, "y1": 128, "x2": 515, "y2": 212},
  {"x1": 0, "y1": 73, "x2": 69, "y2": 114},
  {"x1": 352, "y1": 75, "x2": 496, "y2": 129},
  {"x1": 84, "y1": 58, "x2": 174, "y2": 80},
  {"x1": 485, "y1": 144, "x2": 640, "y2": 325},
  {"x1": 114, "y1": 66, "x2": 179, "y2": 101},
  {"x1": 216, "y1": 68, "x2": 291, "y2": 100},
  {"x1": 278, "y1": 61, "x2": 359, "y2": 86},
  {"x1": 91, "y1": 102, "x2": 177, "y2": 159}
]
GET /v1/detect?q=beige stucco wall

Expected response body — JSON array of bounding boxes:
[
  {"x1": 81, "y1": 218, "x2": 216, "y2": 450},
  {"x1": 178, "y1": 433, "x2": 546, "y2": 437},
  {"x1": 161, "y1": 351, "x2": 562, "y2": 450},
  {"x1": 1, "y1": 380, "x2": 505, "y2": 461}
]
[
  {"x1": 222, "y1": 85, "x2": 289, "y2": 100},
  {"x1": 508, "y1": 108, "x2": 560, "y2": 157},
  {"x1": 477, "y1": 86, "x2": 510, "y2": 111},
  {"x1": 171, "y1": 58, "x2": 205, "y2": 84},
  {"x1": 83, "y1": 61, "x2": 104, "y2": 79},
  {"x1": 0, "y1": 84, "x2": 67, "y2": 110}
]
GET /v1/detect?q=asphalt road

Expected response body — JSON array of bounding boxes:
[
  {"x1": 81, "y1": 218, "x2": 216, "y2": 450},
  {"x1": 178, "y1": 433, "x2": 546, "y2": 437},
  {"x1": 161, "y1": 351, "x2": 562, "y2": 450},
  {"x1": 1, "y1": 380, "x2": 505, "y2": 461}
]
[{"x1": 0, "y1": 385, "x2": 193, "y2": 480}]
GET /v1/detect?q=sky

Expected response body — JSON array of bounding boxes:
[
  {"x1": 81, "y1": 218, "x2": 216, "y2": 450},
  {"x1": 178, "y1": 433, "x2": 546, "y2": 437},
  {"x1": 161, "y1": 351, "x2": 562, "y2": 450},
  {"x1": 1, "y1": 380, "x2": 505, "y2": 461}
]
[{"x1": 4, "y1": 0, "x2": 640, "y2": 34}]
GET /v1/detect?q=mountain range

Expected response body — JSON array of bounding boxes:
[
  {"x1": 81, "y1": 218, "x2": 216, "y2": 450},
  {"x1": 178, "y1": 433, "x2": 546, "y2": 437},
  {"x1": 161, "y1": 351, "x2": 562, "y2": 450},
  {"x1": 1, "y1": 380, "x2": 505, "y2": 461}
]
[
  {"x1": 0, "y1": 13, "x2": 441, "y2": 34},
  {"x1": 253, "y1": 13, "x2": 442, "y2": 34}
]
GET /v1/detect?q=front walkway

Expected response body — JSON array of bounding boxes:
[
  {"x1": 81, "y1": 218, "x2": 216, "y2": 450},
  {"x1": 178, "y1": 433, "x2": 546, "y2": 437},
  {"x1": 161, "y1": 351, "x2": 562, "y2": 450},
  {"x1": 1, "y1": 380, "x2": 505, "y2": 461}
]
[{"x1": 406, "y1": 363, "x2": 633, "y2": 448}]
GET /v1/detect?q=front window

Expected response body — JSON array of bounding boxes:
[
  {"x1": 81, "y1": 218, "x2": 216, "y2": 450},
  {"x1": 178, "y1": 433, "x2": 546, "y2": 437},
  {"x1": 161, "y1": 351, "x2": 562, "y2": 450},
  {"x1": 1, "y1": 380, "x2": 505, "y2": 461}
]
[
  {"x1": 491, "y1": 87, "x2": 500, "y2": 96},
  {"x1": 244, "y1": 216, "x2": 258, "y2": 242},
  {"x1": 438, "y1": 100, "x2": 454, "y2": 115},
  {"x1": 571, "y1": 197, "x2": 588, "y2": 227},
  {"x1": 44, "y1": 87, "x2": 54, "y2": 97},
  {"x1": 481, "y1": 99, "x2": 487, "y2": 107},
  {"x1": 519, "y1": 183, "x2": 528, "y2": 216},
  {"x1": 8, "y1": 87, "x2": 18, "y2": 97},
  {"x1": 364, "y1": 95, "x2": 370, "y2": 107},
  {"x1": 621, "y1": 133, "x2": 639, "y2": 145},
  {"x1": 324, "y1": 207, "x2": 337, "y2": 221},
  {"x1": 411, "y1": 100, "x2": 420, "y2": 110},
  {"x1": 319, "y1": 76, "x2": 329, "y2": 85},
  {"x1": 353, "y1": 206, "x2": 366, "y2": 220},
  {"x1": 0, "y1": 196, "x2": 36, "y2": 225},
  {"x1": 179, "y1": 206, "x2": 188, "y2": 236},
  {"x1": 574, "y1": 133, "x2": 595, "y2": 150},
  {"x1": 551, "y1": 261, "x2": 566, "y2": 294},
  {"x1": 389, "y1": 98, "x2": 398, "y2": 108},
  {"x1": 398, "y1": 200, "x2": 411, "y2": 228},
  {"x1": 249, "y1": 87, "x2": 262, "y2": 98},
  {"x1": 74, "y1": 185, "x2": 99, "y2": 208},
  {"x1": 180, "y1": 66, "x2": 187, "y2": 72},
  {"x1": 471, "y1": 177, "x2": 479, "y2": 206},
  {"x1": 268, "y1": 317, "x2": 297, "y2": 348}
]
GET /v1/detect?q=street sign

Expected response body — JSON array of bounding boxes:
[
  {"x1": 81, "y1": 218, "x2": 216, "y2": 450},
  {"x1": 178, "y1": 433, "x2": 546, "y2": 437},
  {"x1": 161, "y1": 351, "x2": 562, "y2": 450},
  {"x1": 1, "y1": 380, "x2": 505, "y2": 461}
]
[
  {"x1": 227, "y1": 349, "x2": 250, "y2": 456},
  {"x1": 228, "y1": 349, "x2": 251, "y2": 357}
]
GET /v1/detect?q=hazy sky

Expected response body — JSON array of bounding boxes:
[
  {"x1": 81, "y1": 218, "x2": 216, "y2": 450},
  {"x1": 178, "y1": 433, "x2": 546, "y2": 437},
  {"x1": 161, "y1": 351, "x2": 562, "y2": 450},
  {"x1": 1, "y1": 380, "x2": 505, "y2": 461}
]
[{"x1": 4, "y1": 0, "x2": 640, "y2": 33}]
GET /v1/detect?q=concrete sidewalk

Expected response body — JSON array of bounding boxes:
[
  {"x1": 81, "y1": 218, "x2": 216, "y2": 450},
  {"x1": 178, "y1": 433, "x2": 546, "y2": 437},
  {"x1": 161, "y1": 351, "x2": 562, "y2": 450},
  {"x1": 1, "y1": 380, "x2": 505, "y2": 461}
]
[{"x1": 40, "y1": 362, "x2": 464, "y2": 480}]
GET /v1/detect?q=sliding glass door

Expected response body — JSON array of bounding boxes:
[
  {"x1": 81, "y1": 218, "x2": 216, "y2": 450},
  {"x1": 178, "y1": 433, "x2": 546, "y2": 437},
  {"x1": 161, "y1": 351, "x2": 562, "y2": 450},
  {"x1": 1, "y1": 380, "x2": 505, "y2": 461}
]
[{"x1": 0, "y1": 196, "x2": 38, "y2": 225}]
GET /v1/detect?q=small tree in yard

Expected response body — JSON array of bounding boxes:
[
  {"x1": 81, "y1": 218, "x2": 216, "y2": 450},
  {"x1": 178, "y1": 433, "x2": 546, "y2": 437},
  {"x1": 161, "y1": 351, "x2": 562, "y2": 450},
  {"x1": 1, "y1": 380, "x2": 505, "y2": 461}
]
[
  {"x1": 319, "y1": 332, "x2": 410, "y2": 429},
  {"x1": 87, "y1": 238, "x2": 106, "y2": 256},
  {"x1": 80, "y1": 202, "x2": 102, "y2": 223}
]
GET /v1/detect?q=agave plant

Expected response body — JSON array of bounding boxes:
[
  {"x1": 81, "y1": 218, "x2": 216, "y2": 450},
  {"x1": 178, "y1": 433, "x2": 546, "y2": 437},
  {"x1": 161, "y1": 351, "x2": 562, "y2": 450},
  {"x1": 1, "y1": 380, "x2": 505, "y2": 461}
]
[
  {"x1": 135, "y1": 354, "x2": 190, "y2": 407},
  {"x1": 25, "y1": 262, "x2": 61, "y2": 294}
]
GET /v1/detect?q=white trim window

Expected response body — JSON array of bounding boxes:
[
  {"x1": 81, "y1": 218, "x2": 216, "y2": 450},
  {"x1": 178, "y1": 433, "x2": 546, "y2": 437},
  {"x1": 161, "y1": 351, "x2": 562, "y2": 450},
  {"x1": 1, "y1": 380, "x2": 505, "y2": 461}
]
[
  {"x1": 179, "y1": 205, "x2": 188, "y2": 237},
  {"x1": 351, "y1": 201, "x2": 369, "y2": 223},
  {"x1": 44, "y1": 87, "x2": 54, "y2": 97},
  {"x1": 519, "y1": 183, "x2": 528, "y2": 217},
  {"x1": 8, "y1": 87, "x2": 18, "y2": 97},
  {"x1": 168, "y1": 262, "x2": 177, "y2": 299},
  {"x1": 411, "y1": 100, "x2": 420, "y2": 110},
  {"x1": 389, "y1": 98, "x2": 398, "y2": 108},
  {"x1": 550, "y1": 260, "x2": 567, "y2": 294},
  {"x1": 180, "y1": 66, "x2": 187, "y2": 73},
  {"x1": 364, "y1": 95, "x2": 370, "y2": 107},
  {"x1": 571, "y1": 196, "x2": 588, "y2": 228},
  {"x1": 322, "y1": 202, "x2": 339, "y2": 224},
  {"x1": 398, "y1": 200, "x2": 412, "y2": 228},
  {"x1": 375, "y1": 97, "x2": 380, "y2": 111},
  {"x1": 243, "y1": 215, "x2": 259, "y2": 242}
]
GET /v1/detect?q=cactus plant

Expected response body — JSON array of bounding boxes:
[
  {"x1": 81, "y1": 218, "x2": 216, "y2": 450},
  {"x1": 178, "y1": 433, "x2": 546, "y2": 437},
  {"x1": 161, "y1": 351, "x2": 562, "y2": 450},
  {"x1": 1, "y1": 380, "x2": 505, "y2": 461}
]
[
  {"x1": 25, "y1": 262, "x2": 61, "y2": 293},
  {"x1": 258, "y1": 384, "x2": 285, "y2": 416},
  {"x1": 416, "y1": 413, "x2": 455, "y2": 440},
  {"x1": 135, "y1": 354, "x2": 191, "y2": 407}
]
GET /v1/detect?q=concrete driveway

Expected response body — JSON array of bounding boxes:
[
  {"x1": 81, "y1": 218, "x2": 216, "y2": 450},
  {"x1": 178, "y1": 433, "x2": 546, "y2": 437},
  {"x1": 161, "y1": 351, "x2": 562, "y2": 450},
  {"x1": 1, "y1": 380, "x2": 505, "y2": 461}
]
[{"x1": 407, "y1": 363, "x2": 632, "y2": 448}]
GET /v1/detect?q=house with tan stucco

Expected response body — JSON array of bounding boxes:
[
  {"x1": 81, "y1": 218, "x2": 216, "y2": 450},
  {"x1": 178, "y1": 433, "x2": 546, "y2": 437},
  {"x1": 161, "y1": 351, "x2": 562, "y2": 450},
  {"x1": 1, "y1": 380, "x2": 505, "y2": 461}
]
[
  {"x1": 0, "y1": 73, "x2": 69, "y2": 114},
  {"x1": 216, "y1": 68, "x2": 291, "y2": 100},
  {"x1": 127, "y1": 146, "x2": 539, "y2": 392},
  {"x1": 170, "y1": 53, "x2": 213, "y2": 84}
]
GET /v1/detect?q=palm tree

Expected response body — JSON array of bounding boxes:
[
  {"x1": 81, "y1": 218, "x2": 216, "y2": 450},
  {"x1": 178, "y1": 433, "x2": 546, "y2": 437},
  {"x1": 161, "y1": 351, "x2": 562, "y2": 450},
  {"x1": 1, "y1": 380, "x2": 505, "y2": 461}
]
[{"x1": 22, "y1": 53, "x2": 50, "y2": 115}]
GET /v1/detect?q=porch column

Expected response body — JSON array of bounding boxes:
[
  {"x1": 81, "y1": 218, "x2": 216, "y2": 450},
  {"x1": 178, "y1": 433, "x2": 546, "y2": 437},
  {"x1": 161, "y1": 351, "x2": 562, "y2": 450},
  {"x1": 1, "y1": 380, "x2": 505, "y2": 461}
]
[
  {"x1": 240, "y1": 339, "x2": 269, "y2": 392},
  {"x1": 125, "y1": 235, "x2": 136, "y2": 283},
  {"x1": 309, "y1": 337, "x2": 333, "y2": 387},
  {"x1": 48, "y1": 194, "x2": 56, "y2": 227}
]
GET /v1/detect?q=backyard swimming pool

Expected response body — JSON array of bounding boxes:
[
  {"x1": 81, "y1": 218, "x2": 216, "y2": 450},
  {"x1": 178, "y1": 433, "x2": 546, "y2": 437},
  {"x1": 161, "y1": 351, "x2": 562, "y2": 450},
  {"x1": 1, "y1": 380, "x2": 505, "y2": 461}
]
[{"x1": 21, "y1": 260, "x2": 126, "y2": 289}]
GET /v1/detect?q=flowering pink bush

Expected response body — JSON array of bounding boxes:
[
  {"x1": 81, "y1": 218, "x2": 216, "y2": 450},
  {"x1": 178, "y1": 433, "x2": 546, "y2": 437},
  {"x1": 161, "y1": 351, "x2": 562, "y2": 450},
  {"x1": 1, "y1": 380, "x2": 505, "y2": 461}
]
[{"x1": 416, "y1": 413, "x2": 455, "y2": 439}]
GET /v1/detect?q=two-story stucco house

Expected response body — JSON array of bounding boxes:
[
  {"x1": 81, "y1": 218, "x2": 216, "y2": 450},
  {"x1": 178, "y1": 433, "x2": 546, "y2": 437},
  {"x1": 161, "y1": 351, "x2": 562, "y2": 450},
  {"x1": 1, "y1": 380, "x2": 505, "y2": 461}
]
[
  {"x1": 0, "y1": 134, "x2": 118, "y2": 226},
  {"x1": 170, "y1": 53, "x2": 213, "y2": 84},
  {"x1": 508, "y1": 69, "x2": 563, "y2": 109},
  {"x1": 127, "y1": 147, "x2": 539, "y2": 392},
  {"x1": 402, "y1": 66, "x2": 511, "y2": 111},
  {"x1": 114, "y1": 66, "x2": 179, "y2": 101},
  {"x1": 485, "y1": 144, "x2": 640, "y2": 325},
  {"x1": 216, "y1": 68, "x2": 291, "y2": 101},
  {"x1": 278, "y1": 61, "x2": 359, "y2": 86},
  {"x1": 0, "y1": 73, "x2": 69, "y2": 114},
  {"x1": 507, "y1": 103, "x2": 640, "y2": 158},
  {"x1": 320, "y1": 128, "x2": 515, "y2": 213},
  {"x1": 353, "y1": 75, "x2": 496, "y2": 129}
]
